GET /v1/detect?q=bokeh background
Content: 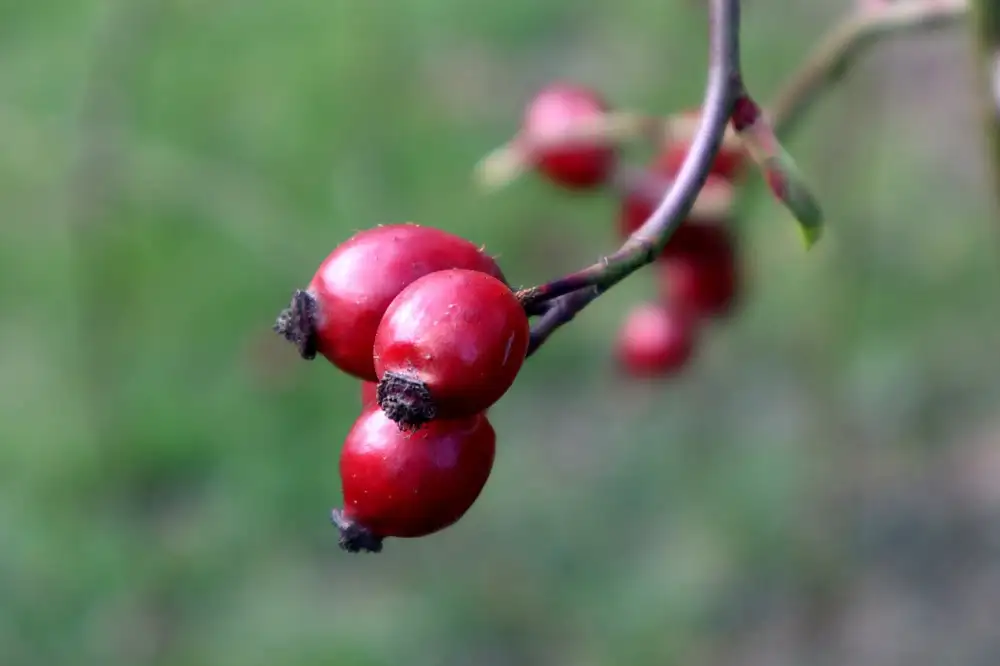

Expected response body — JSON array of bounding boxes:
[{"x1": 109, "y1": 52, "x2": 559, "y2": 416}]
[{"x1": 3, "y1": 0, "x2": 1000, "y2": 665}]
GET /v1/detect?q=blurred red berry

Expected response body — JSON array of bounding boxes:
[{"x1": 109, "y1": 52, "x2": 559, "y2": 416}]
[
  {"x1": 617, "y1": 173, "x2": 731, "y2": 238},
  {"x1": 616, "y1": 303, "x2": 697, "y2": 376},
  {"x1": 522, "y1": 82, "x2": 617, "y2": 190},
  {"x1": 659, "y1": 222, "x2": 740, "y2": 318},
  {"x1": 375, "y1": 269, "x2": 529, "y2": 429},
  {"x1": 273, "y1": 223, "x2": 505, "y2": 381},
  {"x1": 331, "y1": 407, "x2": 496, "y2": 553},
  {"x1": 655, "y1": 140, "x2": 744, "y2": 183},
  {"x1": 360, "y1": 381, "x2": 378, "y2": 410}
]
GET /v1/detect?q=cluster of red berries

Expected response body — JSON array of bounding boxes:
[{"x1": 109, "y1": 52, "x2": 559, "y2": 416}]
[
  {"x1": 516, "y1": 83, "x2": 747, "y2": 377},
  {"x1": 274, "y1": 224, "x2": 529, "y2": 552},
  {"x1": 274, "y1": 81, "x2": 751, "y2": 554}
]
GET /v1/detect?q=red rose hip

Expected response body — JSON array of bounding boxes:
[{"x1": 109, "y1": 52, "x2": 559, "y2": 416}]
[
  {"x1": 374, "y1": 269, "x2": 530, "y2": 429},
  {"x1": 665, "y1": 108, "x2": 745, "y2": 181},
  {"x1": 659, "y1": 222, "x2": 740, "y2": 318},
  {"x1": 617, "y1": 303, "x2": 697, "y2": 377},
  {"x1": 656, "y1": 140, "x2": 744, "y2": 183},
  {"x1": 618, "y1": 173, "x2": 732, "y2": 238},
  {"x1": 360, "y1": 381, "x2": 378, "y2": 410},
  {"x1": 521, "y1": 82, "x2": 617, "y2": 190},
  {"x1": 331, "y1": 407, "x2": 496, "y2": 553},
  {"x1": 272, "y1": 223, "x2": 505, "y2": 380}
]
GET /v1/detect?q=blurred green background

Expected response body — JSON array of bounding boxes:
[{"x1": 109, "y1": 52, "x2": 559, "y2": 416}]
[{"x1": 3, "y1": 0, "x2": 1000, "y2": 665}]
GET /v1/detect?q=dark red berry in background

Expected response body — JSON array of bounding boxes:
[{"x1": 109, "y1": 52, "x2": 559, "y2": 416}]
[
  {"x1": 659, "y1": 222, "x2": 740, "y2": 318},
  {"x1": 272, "y1": 223, "x2": 505, "y2": 381},
  {"x1": 617, "y1": 174, "x2": 731, "y2": 238},
  {"x1": 521, "y1": 82, "x2": 617, "y2": 190},
  {"x1": 616, "y1": 303, "x2": 697, "y2": 377},
  {"x1": 664, "y1": 108, "x2": 745, "y2": 181},
  {"x1": 656, "y1": 140, "x2": 744, "y2": 183},
  {"x1": 331, "y1": 407, "x2": 496, "y2": 553},
  {"x1": 375, "y1": 269, "x2": 529, "y2": 429},
  {"x1": 360, "y1": 381, "x2": 378, "y2": 410}
]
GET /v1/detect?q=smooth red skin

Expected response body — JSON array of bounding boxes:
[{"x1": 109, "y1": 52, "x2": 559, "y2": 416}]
[
  {"x1": 522, "y1": 82, "x2": 616, "y2": 190},
  {"x1": 307, "y1": 223, "x2": 505, "y2": 381},
  {"x1": 659, "y1": 223, "x2": 740, "y2": 317},
  {"x1": 340, "y1": 407, "x2": 496, "y2": 539},
  {"x1": 616, "y1": 304, "x2": 697, "y2": 377},
  {"x1": 360, "y1": 381, "x2": 378, "y2": 410},
  {"x1": 374, "y1": 269, "x2": 529, "y2": 419}
]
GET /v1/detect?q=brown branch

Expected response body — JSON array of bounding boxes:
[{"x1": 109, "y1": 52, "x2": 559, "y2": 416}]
[
  {"x1": 769, "y1": 0, "x2": 968, "y2": 136},
  {"x1": 524, "y1": 0, "x2": 743, "y2": 353}
]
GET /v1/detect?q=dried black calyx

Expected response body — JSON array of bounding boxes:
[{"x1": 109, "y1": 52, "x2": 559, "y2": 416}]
[
  {"x1": 376, "y1": 371, "x2": 437, "y2": 430},
  {"x1": 273, "y1": 289, "x2": 319, "y2": 360},
  {"x1": 330, "y1": 509, "x2": 384, "y2": 554}
]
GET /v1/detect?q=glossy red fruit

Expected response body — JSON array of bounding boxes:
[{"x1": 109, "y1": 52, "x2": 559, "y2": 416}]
[
  {"x1": 273, "y1": 223, "x2": 505, "y2": 381},
  {"x1": 360, "y1": 381, "x2": 378, "y2": 410},
  {"x1": 374, "y1": 269, "x2": 529, "y2": 429},
  {"x1": 331, "y1": 407, "x2": 496, "y2": 553},
  {"x1": 616, "y1": 303, "x2": 697, "y2": 377},
  {"x1": 521, "y1": 82, "x2": 617, "y2": 190},
  {"x1": 659, "y1": 222, "x2": 740, "y2": 318}
]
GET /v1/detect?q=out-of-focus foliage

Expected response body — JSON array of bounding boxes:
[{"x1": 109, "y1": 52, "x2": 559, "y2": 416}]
[{"x1": 1, "y1": 1, "x2": 999, "y2": 665}]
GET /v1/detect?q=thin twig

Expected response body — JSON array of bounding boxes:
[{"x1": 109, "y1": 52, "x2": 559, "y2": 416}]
[
  {"x1": 523, "y1": 0, "x2": 742, "y2": 352},
  {"x1": 769, "y1": 0, "x2": 968, "y2": 136}
]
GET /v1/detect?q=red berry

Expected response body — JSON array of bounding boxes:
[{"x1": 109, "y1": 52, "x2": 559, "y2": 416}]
[
  {"x1": 374, "y1": 269, "x2": 529, "y2": 429},
  {"x1": 273, "y1": 223, "x2": 505, "y2": 381},
  {"x1": 666, "y1": 108, "x2": 745, "y2": 180},
  {"x1": 617, "y1": 131, "x2": 734, "y2": 240},
  {"x1": 616, "y1": 303, "x2": 697, "y2": 377},
  {"x1": 331, "y1": 407, "x2": 496, "y2": 553},
  {"x1": 617, "y1": 174, "x2": 731, "y2": 239},
  {"x1": 522, "y1": 82, "x2": 616, "y2": 190},
  {"x1": 360, "y1": 381, "x2": 378, "y2": 410},
  {"x1": 656, "y1": 141, "x2": 744, "y2": 183},
  {"x1": 659, "y1": 222, "x2": 740, "y2": 318}
]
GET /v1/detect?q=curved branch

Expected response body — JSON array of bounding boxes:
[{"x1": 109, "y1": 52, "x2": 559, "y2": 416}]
[
  {"x1": 769, "y1": 0, "x2": 968, "y2": 136},
  {"x1": 522, "y1": 0, "x2": 742, "y2": 353}
]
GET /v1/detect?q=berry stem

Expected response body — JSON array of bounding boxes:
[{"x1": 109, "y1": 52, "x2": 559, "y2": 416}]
[
  {"x1": 768, "y1": 0, "x2": 968, "y2": 137},
  {"x1": 516, "y1": 0, "x2": 742, "y2": 317},
  {"x1": 527, "y1": 289, "x2": 600, "y2": 357},
  {"x1": 969, "y1": 0, "x2": 1000, "y2": 207}
]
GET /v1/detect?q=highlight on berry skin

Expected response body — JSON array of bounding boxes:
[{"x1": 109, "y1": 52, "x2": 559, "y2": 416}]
[
  {"x1": 332, "y1": 407, "x2": 497, "y2": 554},
  {"x1": 374, "y1": 269, "x2": 530, "y2": 430},
  {"x1": 272, "y1": 222, "x2": 504, "y2": 380}
]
